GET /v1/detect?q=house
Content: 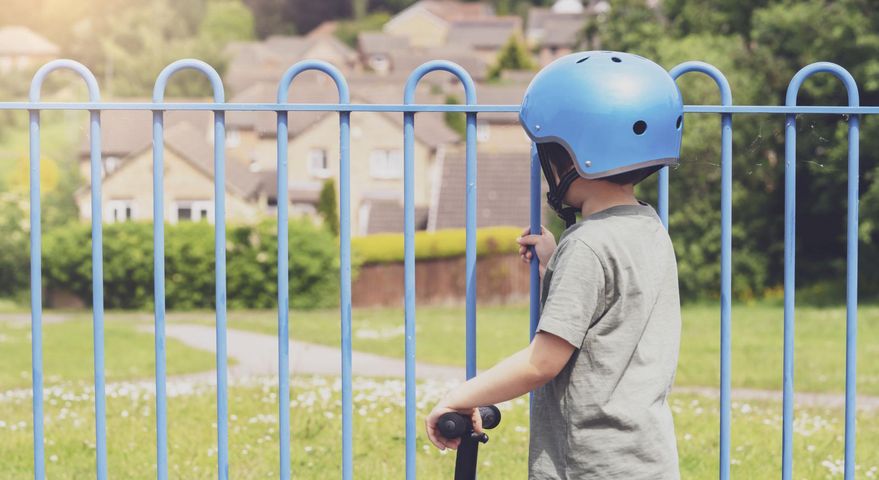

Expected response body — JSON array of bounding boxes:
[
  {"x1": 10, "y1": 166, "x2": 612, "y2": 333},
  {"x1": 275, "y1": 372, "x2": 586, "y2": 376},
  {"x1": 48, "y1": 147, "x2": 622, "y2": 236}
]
[
  {"x1": 383, "y1": 0, "x2": 494, "y2": 48},
  {"x1": 430, "y1": 150, "x2": 533, "y2": 231},
  {"x1": 77, "y1": 106, "x2": 212, "y2": 180},
  {"x1": 527, "y1": 0, "x2": 608, "y2": 65},
  {"x1": 467, "y1": 83, "x2": 531, "y2": 155},
  {"x1": 75, "y1": 122, "x2": 265, "y2": 225},
  {"x1": 224, "y1": 35, "x2": 359, "y2": 95},
  {"x1": 0, "y1": 26, "x2": 59, "y2": 73},
  {"x1": 227, "y1": 79, "x2": 460, "y2": 235},
  {"x1": 445, "y1": 16, "x2": 524, "y2": 65}
]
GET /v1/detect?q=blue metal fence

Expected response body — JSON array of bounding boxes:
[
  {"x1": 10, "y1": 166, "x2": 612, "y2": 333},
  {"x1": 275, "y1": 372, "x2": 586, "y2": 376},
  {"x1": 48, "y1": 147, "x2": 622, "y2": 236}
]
[{"x1": 11, "y1": 57, "x2": 867, "y2": 479}]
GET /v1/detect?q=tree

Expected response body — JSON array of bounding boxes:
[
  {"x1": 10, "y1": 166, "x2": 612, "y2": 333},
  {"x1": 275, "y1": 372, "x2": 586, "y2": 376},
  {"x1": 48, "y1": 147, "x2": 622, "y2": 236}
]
[
  {"x1": 488, "y1": 35, "x2": 535, "y2": 80},
  {"x1": 318, "y1": 179, "x2": 340, "y2": 236}
]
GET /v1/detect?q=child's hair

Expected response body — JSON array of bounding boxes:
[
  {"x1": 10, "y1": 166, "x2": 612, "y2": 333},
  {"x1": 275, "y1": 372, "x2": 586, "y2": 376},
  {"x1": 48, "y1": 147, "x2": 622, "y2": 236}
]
[{"x1": 546, "y1": 142, "x2": 661, "y2": 186}]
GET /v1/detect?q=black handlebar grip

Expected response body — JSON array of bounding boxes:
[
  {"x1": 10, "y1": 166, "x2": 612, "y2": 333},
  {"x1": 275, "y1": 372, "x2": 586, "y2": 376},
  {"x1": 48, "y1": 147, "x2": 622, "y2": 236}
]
[{"x1": 437, "y1": 405, "x2": 502, "y2": 439}]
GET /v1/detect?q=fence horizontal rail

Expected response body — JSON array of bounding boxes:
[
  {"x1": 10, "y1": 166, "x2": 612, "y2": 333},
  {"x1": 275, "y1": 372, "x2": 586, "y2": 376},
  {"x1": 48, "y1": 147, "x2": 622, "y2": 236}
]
[{"x1": 3, "y1": 101, "x2": 879, "y2": 114}]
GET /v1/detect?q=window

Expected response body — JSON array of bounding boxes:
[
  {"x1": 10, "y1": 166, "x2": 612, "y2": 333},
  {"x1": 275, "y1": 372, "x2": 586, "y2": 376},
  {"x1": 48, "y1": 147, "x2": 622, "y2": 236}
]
[
  {"x1": 476, "y1": 120, "x2": 490, "y2": 143},
  {"x1": 173, "y1": 200, "x2": 212, "y2": 223},
  {"x1": 369, "y1": 149, "x2": 402, "y2": 179},
  {"x1": 106, "y1": 200, "x2": 132, "y2": 223},
  {"x1": 308, "y1": 149, "x2": 331, "y2": 178}
]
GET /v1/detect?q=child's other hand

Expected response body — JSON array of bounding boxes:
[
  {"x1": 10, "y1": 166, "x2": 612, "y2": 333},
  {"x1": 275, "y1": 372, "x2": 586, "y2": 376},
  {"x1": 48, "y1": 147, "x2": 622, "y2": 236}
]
[
  {"x1": 424, "y1": 403, "x2": 483, "y2": 451},
  {"x1": 517, "y1": 225, "x2": 556, "y2": 277}
]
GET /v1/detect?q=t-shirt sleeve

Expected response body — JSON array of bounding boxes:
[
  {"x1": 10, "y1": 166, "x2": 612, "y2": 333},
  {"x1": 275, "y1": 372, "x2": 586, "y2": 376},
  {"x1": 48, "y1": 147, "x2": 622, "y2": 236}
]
[{"x1": 536, "y1": 240, "x2": 606, "y2": 349}]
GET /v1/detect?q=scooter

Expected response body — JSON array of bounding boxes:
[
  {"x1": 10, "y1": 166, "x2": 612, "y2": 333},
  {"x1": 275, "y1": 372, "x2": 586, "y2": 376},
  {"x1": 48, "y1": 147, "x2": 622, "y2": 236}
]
[{"x1": 437, "y1": 405, "x2": 502, "y2": 480}]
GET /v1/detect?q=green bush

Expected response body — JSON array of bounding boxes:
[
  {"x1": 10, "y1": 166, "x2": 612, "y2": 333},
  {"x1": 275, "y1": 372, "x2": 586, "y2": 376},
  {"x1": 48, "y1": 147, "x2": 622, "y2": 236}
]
[
  {"x1": 42, "y1": 220, "x2": 339, "y2": 310},
  {"x1": 351, "y1": 226, "x2": 521, "y2": 265}
]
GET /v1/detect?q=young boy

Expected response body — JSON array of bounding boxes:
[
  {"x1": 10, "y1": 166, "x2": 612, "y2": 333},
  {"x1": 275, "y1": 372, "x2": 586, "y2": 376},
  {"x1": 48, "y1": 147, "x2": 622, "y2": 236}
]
[{"x1": 426, "y1": 51, "x2": 684, "y2": 479}]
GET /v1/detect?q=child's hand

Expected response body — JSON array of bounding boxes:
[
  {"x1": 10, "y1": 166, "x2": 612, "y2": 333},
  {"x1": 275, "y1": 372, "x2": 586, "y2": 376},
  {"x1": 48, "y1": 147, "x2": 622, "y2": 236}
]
[
  {"x1": 424, "y1": 402, "x2": 483, "y2": 451},
  {"x1": 517, "y1": 225, "x2": 556, "y2": 277}
]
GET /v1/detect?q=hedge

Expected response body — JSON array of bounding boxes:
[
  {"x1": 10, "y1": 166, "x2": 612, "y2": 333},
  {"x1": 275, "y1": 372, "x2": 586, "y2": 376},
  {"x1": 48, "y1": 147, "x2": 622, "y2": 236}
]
[
  {"x1": 42, "y1": 220, "x2": 340, "y2": 310},
  {"x1": 350, "y1": 226, "x2": 522, "y2": 265}
]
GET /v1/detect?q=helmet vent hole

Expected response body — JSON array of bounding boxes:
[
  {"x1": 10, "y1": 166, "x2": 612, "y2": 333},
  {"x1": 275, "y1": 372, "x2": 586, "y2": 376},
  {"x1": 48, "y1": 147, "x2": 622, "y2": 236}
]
[
  {"x1": 633, "y1": 120, "x2": 647, "y2": 135},
  {"x1": 577, "y1": 56, "x2": 590, "y2": 63},
  {"x1": 611, "y1": 57, "x2": 622, "y2": 63},
  {"x1": 676, "y1": 115, "x2": 683, "y2": 130}
]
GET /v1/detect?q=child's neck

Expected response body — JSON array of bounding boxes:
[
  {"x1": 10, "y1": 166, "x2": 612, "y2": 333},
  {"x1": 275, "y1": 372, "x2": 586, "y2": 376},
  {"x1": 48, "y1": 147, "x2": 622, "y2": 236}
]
[{"x1": 579, "y1": 184, "x2": 639, "y2": 219}]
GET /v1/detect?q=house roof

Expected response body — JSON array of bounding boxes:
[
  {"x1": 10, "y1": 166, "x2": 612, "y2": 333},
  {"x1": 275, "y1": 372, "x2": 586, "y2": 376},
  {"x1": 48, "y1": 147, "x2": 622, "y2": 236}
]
[
  {"x1": 446, "y1": 17, "x2": 523, "y2": 50},
  {"x1": 416, "y1": 1, "x2": 494, "y2": 22},
  {"x1": 432, "y1": 150, "x2": 533, "y2": 230},
  {"x1": 228, "y1": 80, "x2": 460, "y2": 148},
  {"x1": 471, "y1": 83, "x2": 527, "y2": 124},
  {"x1": 357, "y1": 32, "x2": 410, "y2": 56},
  {"x1": 386, "y1": 47, "x2": 489, "y2": 81},
  {"x1": 223, "y1": 35, "x2": 358, "y2": 95},
  {"x1": 162, "y1": 122, "x2": 263, "y2": 199},
  {"x1": 526, "y1": 7, "x2": 588, "y2": 48},
  {"x1": 79, "y1": 104, "x2": 212, "y2": 158},
  {"x1": 362, "y1": 198, "x2": 430, "y2": 234},
  {"x1": 0, "y1": 26, "x2": 59, "y2": 56},
  {"x1": 80, "y1": 121, "x2": 262, "y2": 202}
]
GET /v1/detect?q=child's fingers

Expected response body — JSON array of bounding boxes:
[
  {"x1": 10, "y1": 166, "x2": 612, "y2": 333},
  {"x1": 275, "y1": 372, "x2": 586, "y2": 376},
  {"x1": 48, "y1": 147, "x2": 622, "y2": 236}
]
[
  {"x1": 517, "y1": 234, "x2": 541, "y2": 246},
  {"x1": 471, "y1": 409, "x2": 483, "y2": 435}
]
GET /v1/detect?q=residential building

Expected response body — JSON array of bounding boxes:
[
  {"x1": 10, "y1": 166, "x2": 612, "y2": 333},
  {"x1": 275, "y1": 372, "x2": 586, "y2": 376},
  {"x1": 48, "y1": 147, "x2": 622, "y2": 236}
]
[
  {"x1": 0, "y1": 26, "x2": 59, "y2": 73},
  {"x1": 383, "y1": 0, "x2": 494, "y2": 48}
]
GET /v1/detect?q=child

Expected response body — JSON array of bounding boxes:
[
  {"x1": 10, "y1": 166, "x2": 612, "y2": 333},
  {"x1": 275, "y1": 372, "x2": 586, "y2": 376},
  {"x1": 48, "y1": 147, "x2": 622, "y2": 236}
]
[{"x1": 425, "y1": 51, "x2": 684, "y2": 479}]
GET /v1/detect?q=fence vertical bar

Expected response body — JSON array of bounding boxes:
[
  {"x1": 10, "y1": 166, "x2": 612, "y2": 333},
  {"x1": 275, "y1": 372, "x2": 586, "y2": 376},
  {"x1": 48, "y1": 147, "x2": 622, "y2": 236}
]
[
  {"x1": 669, "y1": 61, "x2": 733, "y2": 480},
  {"x1": 27, "y1": 86, "x2": 45, "y2": 480},
  {"x1": 151, "y1": 94, "x2": 168, "y2": 480},
  {"x1": 275, "y1": 80, "x2": 291, "y2": 480},
  {"x1": 404, "y1": 62, "x2": 476, "y2": 479},
  {"x1": 658, "y1": 167, "x2": 669, "y2": 228},
  {"x1": 783, "y1": 63, "x2": 859, "y2": 480},
  {"x1": 153, "y1": 59, "x2": 227, "y2": 480},
  {"x1": 529, "y1": 144, "x2": 541, "y2": 341},
  {"x1": 29, "y1": 60, "x2": 104, "y2": 480},
  {"x1": 843, "y1": 108, "x2": 859, "y2": 480}
]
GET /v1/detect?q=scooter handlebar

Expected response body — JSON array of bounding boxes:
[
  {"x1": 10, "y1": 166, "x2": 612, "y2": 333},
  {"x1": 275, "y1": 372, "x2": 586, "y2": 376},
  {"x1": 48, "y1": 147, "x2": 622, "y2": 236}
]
[{"x1": 437, "y1": 405, "x2": 501, "y2": 439}]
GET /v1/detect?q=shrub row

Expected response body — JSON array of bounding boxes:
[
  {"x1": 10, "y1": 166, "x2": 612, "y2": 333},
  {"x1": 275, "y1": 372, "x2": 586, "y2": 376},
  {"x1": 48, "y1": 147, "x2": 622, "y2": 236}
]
[
  {"x1": 42, "y1": 220, "x2": 340, "y2": 310},
  {"x1": 350, "y1": 226, "x2": 522, "y2": 265}
]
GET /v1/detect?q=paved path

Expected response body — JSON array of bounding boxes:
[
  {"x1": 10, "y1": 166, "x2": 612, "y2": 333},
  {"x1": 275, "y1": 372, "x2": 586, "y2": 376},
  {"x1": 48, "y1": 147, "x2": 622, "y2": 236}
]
[{"x1": 163, "y1": 324, "x2": 466, "y2": 381}]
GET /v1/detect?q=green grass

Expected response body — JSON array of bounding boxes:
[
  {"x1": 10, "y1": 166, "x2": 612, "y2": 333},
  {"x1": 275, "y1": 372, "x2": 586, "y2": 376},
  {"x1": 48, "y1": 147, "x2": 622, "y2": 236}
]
[
  {"x1": 0, "y1": 376, "x2": 877, "y2": 478},
  {"x1": 172, "y1": 303, "x2": 879, "y2": 396},
  {"x1": 0, "y1": 314, "x2": 219, "y2": 390}
]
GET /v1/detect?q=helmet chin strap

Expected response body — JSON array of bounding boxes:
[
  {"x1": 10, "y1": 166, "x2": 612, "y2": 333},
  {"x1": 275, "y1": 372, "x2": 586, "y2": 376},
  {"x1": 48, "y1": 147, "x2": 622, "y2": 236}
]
[{"x1": 537, "y1": 143, "x2": 581, "y2": 228}]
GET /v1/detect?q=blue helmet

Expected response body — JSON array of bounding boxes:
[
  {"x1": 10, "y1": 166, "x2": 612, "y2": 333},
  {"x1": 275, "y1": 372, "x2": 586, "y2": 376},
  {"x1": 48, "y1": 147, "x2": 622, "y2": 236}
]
[{"x1": 520, "y1": 51, "x2": 684, "y2": 180}]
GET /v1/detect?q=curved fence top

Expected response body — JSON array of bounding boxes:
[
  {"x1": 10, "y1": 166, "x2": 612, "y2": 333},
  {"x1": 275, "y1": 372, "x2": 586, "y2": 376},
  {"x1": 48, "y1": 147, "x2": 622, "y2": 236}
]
[
  {"x1": 669, "y1": 61, "x2": 732, "y2": 106},
  {"x1": 29, "y1": 59, "x2": 101, "y2": 103},
  {"x1": 277, "y1": 60, "x2": 350, "y2": 105},
  {"x1": 404, "y1": 60, "x2": 476, "y2": 105},
  {"x1": 786, "y1": 62, "x2": 859, "y2": 107},
  {"x1": 153, "y1": 59, "x2": 224, "y2": 103}
]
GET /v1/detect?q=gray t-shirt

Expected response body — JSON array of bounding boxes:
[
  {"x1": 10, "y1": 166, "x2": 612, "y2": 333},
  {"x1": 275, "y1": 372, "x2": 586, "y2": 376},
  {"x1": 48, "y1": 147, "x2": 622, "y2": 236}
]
[{"x1": 529, "y1": 202, "x2": 681, "y2": 480}]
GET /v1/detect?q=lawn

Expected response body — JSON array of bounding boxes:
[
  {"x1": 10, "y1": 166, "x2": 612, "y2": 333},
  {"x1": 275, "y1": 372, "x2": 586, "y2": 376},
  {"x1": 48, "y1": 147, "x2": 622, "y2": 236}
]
[
  {"x1": 172, "y1": 303, "x2": 879, "y2": 396},
  {"x1": 1, "y1": 303, "x2": 878, "y2": 478},
  {"x1": 0, "y1": 314, "x2": 218, "y2": 390},
  {"x1": 1, "y1": 375, "x2": 877, "y2": 479}
]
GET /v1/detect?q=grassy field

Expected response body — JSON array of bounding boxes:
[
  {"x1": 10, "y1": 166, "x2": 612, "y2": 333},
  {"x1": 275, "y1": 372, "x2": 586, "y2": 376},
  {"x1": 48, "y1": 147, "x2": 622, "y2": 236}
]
[
  {"x1": 171, "y1": 303, "x2": 879, "y2": 395},
  {"x1": 0, "y1": 315, "x2": 219, "y2": 390},
  {"x1": 1, "y1": 375, "x2": 877, "y2": 479},
  {"x1": 1, "y1": 303, "x2": 878, "y2": 478}
]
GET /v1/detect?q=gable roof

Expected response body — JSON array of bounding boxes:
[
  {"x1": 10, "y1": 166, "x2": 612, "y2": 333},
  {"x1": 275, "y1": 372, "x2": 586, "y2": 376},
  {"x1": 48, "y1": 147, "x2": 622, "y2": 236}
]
[
  {"x1": 79, "y1": 104, "x2": 212, "y2": 158},
  {"x1": 224, "y1": 35, "x2": 358, "y2": 95},
  {"x1": 0, "y1": 26, "x2": 59, "y2": 56},
  {"x1": 431, "y1": 150, "x2": 533, "y2": 230},
  {"x1": 81, "y1": 121, "x2": 262, "y2": 202},
  {"x1": 228, "y1": 80, "x2": 460, "y2": 148},
  {"x1": 446, "y1": 17, "x2": 523, "y2": 50},
  {"x1": 357, "y1": 32, "x2": 410, "y2": 56},
  {"x1": 362, "y1": 198, "x2": 430, "y2": 235},
  {"x1": 526, "y1": 7, "x2": 588, "y2": 48}
]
